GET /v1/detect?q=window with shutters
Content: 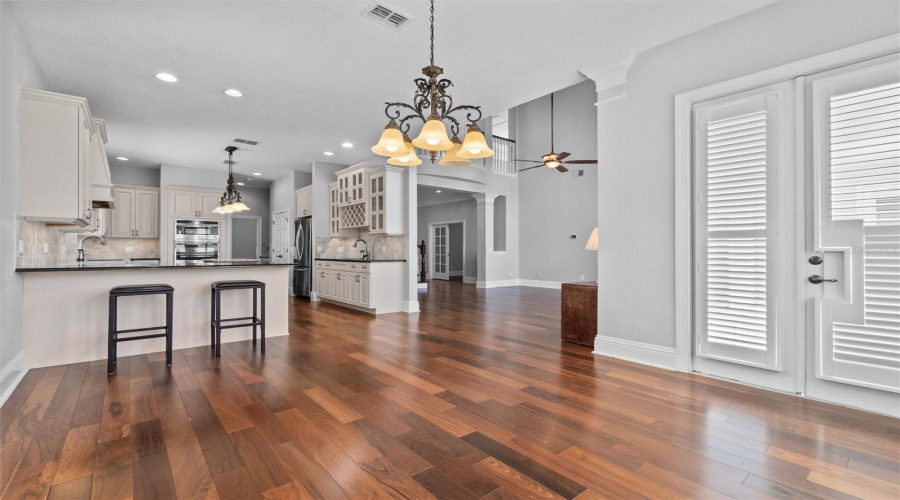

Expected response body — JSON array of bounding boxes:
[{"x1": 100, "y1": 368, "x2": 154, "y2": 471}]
[
  {"x1": 694, "y1": 86, "x2": 787, "y2": 371},
  {"x1": 814, "y1": 62, "x2": 900, "y2": 392}
]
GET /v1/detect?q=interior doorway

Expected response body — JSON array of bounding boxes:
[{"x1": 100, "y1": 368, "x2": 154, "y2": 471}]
[{"x1": 429, "y1": 221, "x2": 466, "y2": 281}]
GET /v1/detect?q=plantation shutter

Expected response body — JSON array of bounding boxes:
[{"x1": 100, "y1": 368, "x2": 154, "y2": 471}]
[
  {"x1": 814, "y1": 59, "x2": 900, "y2": 392},
  {"x1": 695, "y1": 92, "x2": 781, "y2": 370}
]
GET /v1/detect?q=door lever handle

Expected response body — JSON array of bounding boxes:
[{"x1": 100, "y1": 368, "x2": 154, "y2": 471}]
[{"x1": 808, "y1": 275, "x2": 838, "y2": 284}]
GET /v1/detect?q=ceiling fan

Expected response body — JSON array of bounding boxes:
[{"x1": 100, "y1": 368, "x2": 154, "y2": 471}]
[{"x1": 517, "y1": 93, "x2": 598, "y2": 173}]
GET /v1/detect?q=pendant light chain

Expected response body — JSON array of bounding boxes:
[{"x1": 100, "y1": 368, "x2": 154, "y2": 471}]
[{"x1": 429, "y1": 0, "x2": 435, "y2": 67}]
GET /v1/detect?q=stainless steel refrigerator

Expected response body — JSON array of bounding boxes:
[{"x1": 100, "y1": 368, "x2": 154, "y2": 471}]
[{"x1": 293, "y1": 216, "x2": 312, "y2": 298}]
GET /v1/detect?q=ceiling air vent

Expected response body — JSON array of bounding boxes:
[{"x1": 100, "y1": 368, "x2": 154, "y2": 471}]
[
  {"x1": 362, "y1": 1, "x2": 412, "y2": 31},
  {"x1": 232, "y1": 138, "x2": 259, "y2": 146}
]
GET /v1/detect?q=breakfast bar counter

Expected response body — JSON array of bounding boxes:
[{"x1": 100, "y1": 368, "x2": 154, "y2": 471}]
[{"x1": 15, "y1": 262, "x2": 293, "y2": 368}]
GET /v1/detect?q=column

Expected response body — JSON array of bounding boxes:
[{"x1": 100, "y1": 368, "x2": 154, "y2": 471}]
[{"x1": 472, "y1": 193, "x2": 499, "y2": 288}]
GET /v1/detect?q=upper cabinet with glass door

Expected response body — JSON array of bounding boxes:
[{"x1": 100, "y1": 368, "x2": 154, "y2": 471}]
[{"x1": 367, "y1": 165, "x2": 406, "y2": 235}]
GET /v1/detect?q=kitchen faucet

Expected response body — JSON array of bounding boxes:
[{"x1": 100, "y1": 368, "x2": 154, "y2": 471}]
[
  {"x1": 77, "y1": 235, "x2": 106, "y2": 262},
  {"x1": 353, "y1": 238, "x2": 369, "y2": 261}
]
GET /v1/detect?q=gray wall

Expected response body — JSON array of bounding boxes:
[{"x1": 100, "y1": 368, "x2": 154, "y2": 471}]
[
  {"x1": 0, "y1": 2, "x2": 49, "y2": 393},
  {"x1": 596, "y1": 0, "x2": 900, "y2": 348},
  {"x1": 418, "y1": 199, "x2": 478, "y2": 280},
  {"x1": 159, "y1": 163, "x2": 270, "y2": 263},
  {"x1": 516, "y1": 80, "x2": 598, "y2": 283},
  {"x1": 448, "y1": 223, "x2": 463, "y2": 274},
  {"x1": 110, "y1": 164, "x2": 160, "y2": 187}
]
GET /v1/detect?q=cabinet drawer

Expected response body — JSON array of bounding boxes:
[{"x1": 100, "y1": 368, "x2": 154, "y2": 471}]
[{"x1": 316, "y1": 261, "x2": 324, "y2": 269}]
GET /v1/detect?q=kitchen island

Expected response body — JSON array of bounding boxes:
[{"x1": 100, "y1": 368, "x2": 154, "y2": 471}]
[{"x1": 15, "y1": 261, "x2": 292, "y2": 368}]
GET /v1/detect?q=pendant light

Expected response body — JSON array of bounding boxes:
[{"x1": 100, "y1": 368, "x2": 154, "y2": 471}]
[
  {"x1": 439, "y1": 135, "x2": 471, "y2": 166},
  {"x1": 213, "y1": 146, "x2": 250, "y2": 214},
  {"x1": 388, "y1": 134, "x2": 423, "y2": 166},
  {"x1": 372, "y1": 0, "x2": 492, "y2": 164},
  {"x1": 457, "y1": 123, "x2": 494, "y2": 159}
]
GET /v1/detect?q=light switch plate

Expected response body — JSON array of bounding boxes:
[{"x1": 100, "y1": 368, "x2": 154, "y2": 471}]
[
  {"x1": 316, "y1": 246, "x2": 322, "y2": 252},
  {"x1": 18, "y1": 239, "x2": 24, "y2": 255},
  {"x1": 125, "y1": 247, "x2": 134, "y2": 253},
  {"x1": 382, "y1": 246, "x2": 386, "y2": 253},
  {"x1": 338, "y1": 247, "x2": 344, "y2": 253},
  {"x1": 43, "y1": 243, "x2": 48, "y2": 254},
  {"x1": 580, "y1": 275, "x2": 584, "y2": 281}
]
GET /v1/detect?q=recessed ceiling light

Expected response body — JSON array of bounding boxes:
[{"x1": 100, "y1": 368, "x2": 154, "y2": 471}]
[
  {"x1": 245, "y1": 178, "x2": 252, "y2": 181},
  {"x1": 341, "y1": 142, "x2": 353, "y2": 148},
  {"x1": 116, "y1": 157, "x2": 129, "y2": 161},
  {"x1": 324, "y1": 151, "x2": 334, "y2": 156},
  {"x1": 436, "y1": 190, "x2": 442, "y2": 193},
  {"x1": 236, "y1": 182, "x2": 245, "y2": 186},
  {"x1": 155, "y1": 73, "x2": 178, "y2": 83},
  {"x1": 252, "y1": 172, "x2": 262, "y2": 176},
  {"x1": 224, "y1": 89, "x2": 243, "y2": 97}
]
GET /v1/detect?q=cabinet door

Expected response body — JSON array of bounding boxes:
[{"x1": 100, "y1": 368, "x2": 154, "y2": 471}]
[
  {"x1": 198, "y1": 192, "x2": 222, "y2": 218},
  {"x1": 340, "y1": 273, "x2": 351, "y2": 302},
  {"x1": 135, "y1": 190, "x2": 159, "y2": 238},
  {"x1": 330, "y1": 272, "x2": 340, "y2": 300},
  {"x1": 110, "y1": 188, "x2": 135, "y2": 237},
  {"x1": 349, "y1": 273, "x2": 360, "y2": 305},
  {"x1": 169, "y1": 191, "x2": 197, "y2": 218},
  {"x1": 359, "y1": 274, "x2": 370, "y2": 308},
  {"x1": 316, "y1": 270, "x2": 326, "y2": 298}
]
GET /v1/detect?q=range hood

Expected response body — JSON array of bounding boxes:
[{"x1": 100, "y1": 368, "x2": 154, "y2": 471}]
[{"x1": 91, "y1": 119, "x2": 116, "y2": 210}]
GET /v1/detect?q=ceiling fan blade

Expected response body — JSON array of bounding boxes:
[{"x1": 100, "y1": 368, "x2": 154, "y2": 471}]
[
  {"x1": 556, "y1": 166, "x2": 569, "y2": 173},
  {"x1": 563, "y1": 159, "x2": 598, "y2": 164},
  {"x1": 515, "y1": 159, "x2": 543, "y2": 163},
  {"x1": 556, "y1": 152, "x2": 570, "y2": 161},
  {"x1": 518, "y1": 165, "x2": 544, "y2": 172}
]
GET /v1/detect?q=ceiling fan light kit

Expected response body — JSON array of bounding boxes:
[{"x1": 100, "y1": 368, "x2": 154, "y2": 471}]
[
  {"x1": 372, "y1": 0, "x2": 492, "y2": 165},
  {"x1": 517, "y1": 93, "x2": 598, "y2": 173}
]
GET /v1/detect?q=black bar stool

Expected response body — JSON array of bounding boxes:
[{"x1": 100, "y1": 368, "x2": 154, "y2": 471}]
[
  {"x1": 108, "y1": 284, "x2": 174, "y2": 375},
  {"x1": 210, "y1": 280, "x2": 265, "y2": 357}
]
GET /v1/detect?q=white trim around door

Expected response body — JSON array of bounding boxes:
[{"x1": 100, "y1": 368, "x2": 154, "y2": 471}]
[{"x1": 428, "y1": 220, "x2": 467, "y2": 281}]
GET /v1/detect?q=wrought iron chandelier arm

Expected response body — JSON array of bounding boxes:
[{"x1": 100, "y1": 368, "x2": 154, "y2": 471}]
[
  {"x1": 384, "y1": 102, "x2": 426, "y2": 122},
  {"x1": 444, "y1": 104, "x2": 483, "y2": 125}
]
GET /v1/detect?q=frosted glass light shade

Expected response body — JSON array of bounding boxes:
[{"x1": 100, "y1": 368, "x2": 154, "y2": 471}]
[
  {"x1": 372, "y1": 121, "x2": 409, "y2": 157},
  {"x1": 388, "y1": 136, "x2": 422, "y2": 166},
  {"x1": 230, "y1": 201, "x2": 250, "y2": 212},
  {"x1": 439, "y1": 135, "x2": 472, "y2": 166},
  {"x1": 457, "y1": 124, "x2": 494, "y2": 159},
  {"x1": 585, "y1": 227, "x2": 599, "y2": 250},
  {"x1": 412, "y1": 118, "x2": 453, "y2": 151},
  {"x1": 212, "y1": 205, "x2": 227, "y2": 214}
]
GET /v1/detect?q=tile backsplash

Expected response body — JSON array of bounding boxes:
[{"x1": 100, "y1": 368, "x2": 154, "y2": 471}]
[
  {"x1": 316, "y1": 230, "x2": 406, "y2": 260},
  {"x1": 15, "y1": 217, "x2": 159, "y2": 268}
]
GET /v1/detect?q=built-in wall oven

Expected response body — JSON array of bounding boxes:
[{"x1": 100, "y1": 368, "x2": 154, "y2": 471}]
[{"x1": 174, "y1": 219, "x2": 220, "y2": 265}]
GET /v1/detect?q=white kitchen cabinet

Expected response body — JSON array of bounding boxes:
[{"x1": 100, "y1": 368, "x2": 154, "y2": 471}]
[
  {"x1": 328, "y1": 182, "x2": 341, "y2": 237},
  {"x1": 295, "y1": 185, "x2": 313, "y2": 217},
  {"x1": 314, "y1": 260, "x2": 401, "y2": 312},
  {"x1": 167, "y1": 188, "x2": 224, "y2": 219},
  {"x1": 336, "y1": 164, "x2": 369, "y2": 207},
  {"x1": 20, "y1": 88, "x2": 95, "y2": 226},
  {"x1": 367, "y1": 165, "x2": 406, "y2": 235},
  {"x1": 358, "y1": 273, "x2": 370, "y2": 308},
  {"x1": 110, "y1": 186, "x2": 159, "y2": 238}
]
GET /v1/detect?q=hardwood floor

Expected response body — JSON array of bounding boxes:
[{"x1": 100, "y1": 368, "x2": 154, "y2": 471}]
[{"x1": 2, "y1": 280, "x2": 898, "y2": 499}]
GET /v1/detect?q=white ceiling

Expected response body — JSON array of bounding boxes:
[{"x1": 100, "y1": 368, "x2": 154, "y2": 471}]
[
  {"x1": 417, "y1": 184, "x2": 475, "y2": 206},
  {"x1": 10, "y1": 0, "x2": 775, "y2": 181}
]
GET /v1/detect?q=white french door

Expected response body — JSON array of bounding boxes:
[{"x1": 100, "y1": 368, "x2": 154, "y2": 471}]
[
  {"x1": 692, "y1": 54, "x2": 900, "y2": 415},
  {"x1": 803, "y1": 55, "x2": 900, "y2": 414},
  {"x1": 432, "y1": 224, "x2": 449, "y2": 280},
  {"x1": 692, "y1": 81, "x2": 800, "y2": 393}
]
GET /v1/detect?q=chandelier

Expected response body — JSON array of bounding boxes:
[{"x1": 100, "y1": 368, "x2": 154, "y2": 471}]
[
  {"x1": 212, "y1": 146, "x2": 249, "y2": 214},
  {"x1": 371, "y1": 0, "x2": 493, "y2": 166}
]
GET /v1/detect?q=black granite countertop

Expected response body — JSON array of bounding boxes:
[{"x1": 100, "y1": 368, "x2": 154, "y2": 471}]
[
  {"x1": 315, "y1": 258, "x2": 406, "y2": 263},
  {"x1": 15, "y1": 262, "x2": 295, "y2": 272}
]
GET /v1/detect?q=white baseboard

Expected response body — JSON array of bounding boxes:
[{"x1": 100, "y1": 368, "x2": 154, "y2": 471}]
[
  {"x1": 416, "y1": 282, "x2": 428, "y2": 289},
  {"x1": 404, "y1": 301, "x2": 420, "y2": 313},
  {"x1": 517, "y1": 279, "x2": 563, "y2": 289},
  {"x1": 593, "y1": 335, "x2": 678, "y2": 370},
  {"x1": 309, "y1": 292, "x2": 321, "y2": 301},
  {"x1": 476, "y1": 279, "x2": 520, "y2": 288},
  {"x1": 0, "y1": 351, "x2": 28, "y2": 407},
  {"x1": 463, "y1": 276, "x2": 476, "y2": 284}
]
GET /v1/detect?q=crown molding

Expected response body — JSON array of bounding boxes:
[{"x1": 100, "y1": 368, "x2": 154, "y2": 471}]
[{"x1": 579, "y1": 50, "x2": 637, "y2": 93}]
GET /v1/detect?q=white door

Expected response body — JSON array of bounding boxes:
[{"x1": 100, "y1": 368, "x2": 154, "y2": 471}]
[
  {"x1": 692, "y1": 81, "x2": 800, "y2": 393},
  {"x1": 803, "y1": 55, "x2": 900, "y2": 415},
  {"x1": 432, "y1": 224, "x2": 449, "y2": 280},
  {"x1": 272, "y1": 209, "x2": 291, "y2": 263}
]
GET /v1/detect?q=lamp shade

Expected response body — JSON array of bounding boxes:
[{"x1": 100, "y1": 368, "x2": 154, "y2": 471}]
[
  {"x1": 439, "y1": 135, "x2": 472, "y2": 166},
  {"x1": 412, "y1": 118, "x2": 453, "y2": 151},
  {"x1": 388, "y1": 135, "x2": 422, "y2": 166},
  {"x1": 230, "y1": 201, "x2": 250, "y2": 212},
  {"x1": 371, "y1": 121, "x2": 410, "y2": 157},
  {"x1": 585, "y1": 227, "x2": 599, "y2": 250},
  {"x1": 457, "y1": 123, "x2": 494, "y2": 159}
]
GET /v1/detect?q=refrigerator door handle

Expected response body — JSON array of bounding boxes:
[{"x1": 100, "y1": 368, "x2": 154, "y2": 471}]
[{"x1": 294, "y1": 223, "x2": 303, "y2": 263}]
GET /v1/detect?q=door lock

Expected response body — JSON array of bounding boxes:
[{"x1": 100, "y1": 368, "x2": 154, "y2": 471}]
[
  {"x1": 808, "y1": 255, "x2": 824, "y2": 265},
  {"x1": 808, "y1": 275, "x2": 838, "y2": 284}
]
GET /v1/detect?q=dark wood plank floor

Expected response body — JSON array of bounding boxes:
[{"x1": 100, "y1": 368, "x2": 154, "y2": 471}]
[{"x1": 2, "y1": 280, "x2": 898, "y2": 499}]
